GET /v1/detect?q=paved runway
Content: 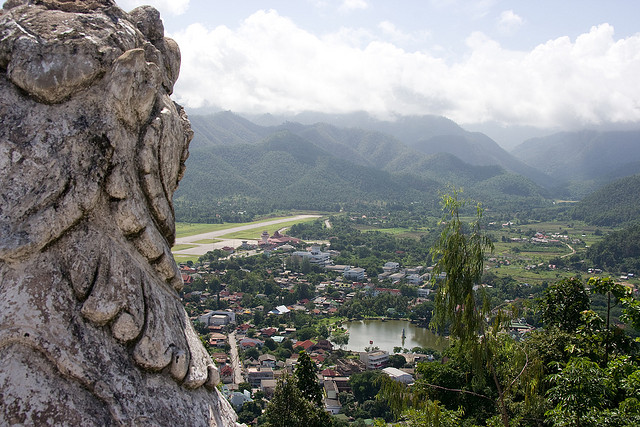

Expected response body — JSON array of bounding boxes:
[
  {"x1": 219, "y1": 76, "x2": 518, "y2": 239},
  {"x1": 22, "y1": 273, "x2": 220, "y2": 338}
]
[{"x1": 172, "y1": 214, "x2": 320, "y2": 256}]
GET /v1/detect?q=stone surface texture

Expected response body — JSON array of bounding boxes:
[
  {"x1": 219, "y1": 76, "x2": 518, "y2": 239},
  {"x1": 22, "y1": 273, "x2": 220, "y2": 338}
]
[{"x1": 0, "y1": 1, "x2": 237, "y2": 425}]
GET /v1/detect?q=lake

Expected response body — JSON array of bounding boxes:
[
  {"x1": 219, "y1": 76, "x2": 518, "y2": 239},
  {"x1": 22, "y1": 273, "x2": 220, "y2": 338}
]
[{"x1": 342, "y1": 319, "x2": 446, "y2": 353}]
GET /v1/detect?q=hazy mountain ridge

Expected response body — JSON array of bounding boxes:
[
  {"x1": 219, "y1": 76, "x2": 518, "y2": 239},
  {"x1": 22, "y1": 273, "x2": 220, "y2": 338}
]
[
  {"x1": 267, "y1": 112, "x2": 554, "y2": 187},
  {"x1": 176, "y1": 112, "x2": 552, "y2": 220},
  {"x1": 512, "y1": 130, "x2": 640, "y2": 197},
  {"x1": 175, "y1": 131, "x2": 443, "y2": 211},
  {"x1": 189, "y1": 112, "x2": 272, "y2": 147},
  {"x1": 188, "y1": 111, "x2": 554, "y2": 187}
]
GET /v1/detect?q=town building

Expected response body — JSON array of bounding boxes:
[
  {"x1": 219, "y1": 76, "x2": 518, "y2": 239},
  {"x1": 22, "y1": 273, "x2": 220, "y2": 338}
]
[
  {"x1": 382, "y1": 367, "x2": 414, "y2": 384},
  {"x1": 247, "y1": 367, "x2": 274, "y2": 388},
  {"x1": 324, "y1": 398, "x2": 342, "y2": 415},
  {"x1": 198, "y1": 310, "x2": 236, "y2": 326},
  {"x1": 258, "y1": 354, "x2": 277, "y2": 368},
  {"x1": 343, "y1": 267, "x2": 366, "y2": 281},
  {"x1": 292, "y1": 245, "x2": 331, "y2": 266},
  {"x1": 359, "y1": 350, "x2": 389, "y2": 369}
]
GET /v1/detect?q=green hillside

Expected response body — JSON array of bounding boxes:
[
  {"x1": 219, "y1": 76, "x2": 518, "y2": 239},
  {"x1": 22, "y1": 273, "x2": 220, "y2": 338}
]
[
  {"x1": 571, "y1": 174, "x2": 640, "y2": 226},
  {"x1": 587, "y1": 223, "x2": 640, "y2": 273},
  {"x1": 174, "y1": 132, "x2": 443, "y2": 222},
  {"x1": 175, "y1": 112, "x2": 555, "y2": 222},
  {"x1": 512, "y1": 130, "x2": 640, "y2": 197}
]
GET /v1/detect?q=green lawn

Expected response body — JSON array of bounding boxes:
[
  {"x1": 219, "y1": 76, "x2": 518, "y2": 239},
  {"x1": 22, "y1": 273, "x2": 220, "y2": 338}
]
[
  {"x1": 175, "y1": 215, "x2": 321, "y2": 238},
  {"x1": 173, "y1": 254, "x2": 201, "y2": 264},
  {"x1": 219, "y1": 217, "x2": 321, "y2": 240},
  {"x1": 356, "y1": 225, "x2": 432, "y2": 239},
  {"x1": 193, "y1": 239, "x2": 220, "y2": 244},
  {"x1": 175, "y1": 222, "x2": 234, "y2": 238},
  {"x1": 172, "y1": 244, "x2": 197, "y2": 251}
]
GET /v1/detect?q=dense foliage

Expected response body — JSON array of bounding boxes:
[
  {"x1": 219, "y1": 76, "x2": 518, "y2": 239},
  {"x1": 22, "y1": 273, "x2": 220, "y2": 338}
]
[
  {"x1": 175, "y1": 113, "x2": 555, "y2": 223},
  {"x1": 587, "y1": 223, "x2": 640, "y2": 274},
  {"x1": 571, "y1": 174, "x2": 640, "y2": 226}
]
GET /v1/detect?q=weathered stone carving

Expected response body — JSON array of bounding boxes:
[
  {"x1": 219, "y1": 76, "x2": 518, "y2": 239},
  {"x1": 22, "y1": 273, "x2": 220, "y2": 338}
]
[{"x1": 0, "y1": 1, "x2": 237, "y2": 425}]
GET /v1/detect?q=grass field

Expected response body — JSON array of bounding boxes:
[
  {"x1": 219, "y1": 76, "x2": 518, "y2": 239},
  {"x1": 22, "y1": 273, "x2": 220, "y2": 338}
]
[
  {"x1": 173, "y1": 254, "x2": 200, "y2": 264},
  {"x1": 175, "y1": 215, "x2": 321, "y2": 238},
  {"x1": 218, "y1": 217, "x2": 321, "y2": 240},
  {"x1": 483, "y1": 220, "x2": 619, "y2": 285},
  {"x1": 355, "y1": 225, "x2": 433, "y2": 240},
  {"x1": 172, "y1": 244, "x2": 197, "y2": 251},
  {"x1": 175, "y1": 223, "x2": 235, "y2": 238},
  {"x1": 193, "y1": 239, "x2": 220, "y2": 244}
]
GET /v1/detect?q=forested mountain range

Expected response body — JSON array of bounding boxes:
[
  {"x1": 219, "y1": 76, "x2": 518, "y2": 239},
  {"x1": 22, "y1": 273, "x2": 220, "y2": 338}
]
[
  {"x1": 177, "y1": 131, "x2": 440, "y2": 210},
  {"x1": 176, "y1": 112, "x2": 551, "y2": 222},
  {"x1": 191, "y1": 112, "x2": 553, "y2": 187},
  {"x1": 571, "y1": 174, "x2": 640, "y2": 227},
  {"x1": 178, "y1": 111, "x2": 640, "y2": 223},
  {"x1": 512, "y1": 129, "x2": 640, "y2": 198}
]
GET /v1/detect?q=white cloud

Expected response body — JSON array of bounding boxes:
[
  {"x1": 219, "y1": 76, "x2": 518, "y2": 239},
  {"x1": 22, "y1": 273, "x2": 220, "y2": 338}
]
[
  {"x1": 117, "y1": 0, "x2": 190, "y2": 16},
  {"x1": 171, "y1": 12, "x2": 640, "y2": 129},
  {"x1": 378, "y1": 21, "x2": 410, "y2": 43},
  {"x1": 338, "y1": 0, "x2": 369, "y2": 14},
  {"x1": 497, "y1": 10, "x2": 523, "y2": 34}
]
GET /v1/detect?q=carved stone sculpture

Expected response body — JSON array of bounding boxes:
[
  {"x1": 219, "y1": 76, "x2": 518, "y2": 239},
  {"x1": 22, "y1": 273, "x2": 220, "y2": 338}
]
[{"x1": 0, "y1": 1, "x2": 237, "y2": 425}]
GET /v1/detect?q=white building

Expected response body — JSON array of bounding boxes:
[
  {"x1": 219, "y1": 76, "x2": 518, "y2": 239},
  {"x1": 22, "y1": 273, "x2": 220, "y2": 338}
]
[
  {"x1": 406, "y1": 274, "x2": 422, "y2": 285},
  {"x1": 198, "y1": 310, "x2": 236, "y2": 326},
  {"x1": 382, "y1": 367, "x2": 414, "y2": 384},
  {"x1": 324, "y1": 398, "x2": 342, "y2": 415},
  {"x1": 360, "y1": 351, "x2": 389, "y2": 369},
  {"x1": 270, "y1": 305, "x2": 290, "y2": 315},
  {"x1": 417, "y1": 287, "x2": 431, "y2": 298},
  {"x1": 389, "y1": 272, "x2": 405, "y2": 283},
  {"x1": 292, "y1": 245, "x2": 331, "y2": 265},
  {"x1": 344, "y1": 267, "x2": 366, "y2": 281},
  {"x1": 325, "y1": 264, "x2": 349, "y2": 273},
  {"x1": 383, "y1": 262, "x2": 400, "y2": 272}
]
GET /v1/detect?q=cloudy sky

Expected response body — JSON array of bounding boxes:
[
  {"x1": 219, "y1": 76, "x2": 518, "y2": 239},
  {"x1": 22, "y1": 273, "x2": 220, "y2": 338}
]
[{"x1": 118, "y1": 0, "x2": 640, "y2": 131}]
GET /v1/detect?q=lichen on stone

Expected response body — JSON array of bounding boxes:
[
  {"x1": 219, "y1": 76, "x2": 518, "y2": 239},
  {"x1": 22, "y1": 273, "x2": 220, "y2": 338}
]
[{"x1": 0, "y1": 1, "x2": 237, "y2": 425}]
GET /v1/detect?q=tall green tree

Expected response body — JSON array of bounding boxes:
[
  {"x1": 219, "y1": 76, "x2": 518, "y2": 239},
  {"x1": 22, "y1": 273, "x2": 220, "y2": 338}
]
[
  {"x1": 262, "y1": 373, "x2": 332, "y2": 427},
  {"x1": 539, "y1": 277, "x2": 590, "y2": 332},
  {"x1": 400, "y1": 401, "x2": 464, "y2": 427},
  {"x1": 295, "y1": 351, "x2": 322, "y2": 406},
  {"x1": 426, "y1": 191, "x2": 540, "y2": 427},
  {"x1": 430, "y1": 189, "x2": 494, "y2": 344},
  {"x1": 590, "y1": 277, "x2": 631, "y2": 365}
]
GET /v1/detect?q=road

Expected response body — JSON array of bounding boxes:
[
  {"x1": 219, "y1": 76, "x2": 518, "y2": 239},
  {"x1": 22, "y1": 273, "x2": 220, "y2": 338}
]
[
  {"x1": 228, "y1": 331, "x2": 244, "y2": 385},
  {"x1": 561, "y1": 243, "x2": 576, "y2": 258},
  {"x1": 172, "y1": 214, "x2": 321, "y2": 256}
]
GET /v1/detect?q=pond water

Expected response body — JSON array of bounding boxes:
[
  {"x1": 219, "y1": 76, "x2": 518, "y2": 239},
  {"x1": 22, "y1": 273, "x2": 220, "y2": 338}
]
[{"x1": 342, "y1": 319, "x2": 446, "y2": 353}]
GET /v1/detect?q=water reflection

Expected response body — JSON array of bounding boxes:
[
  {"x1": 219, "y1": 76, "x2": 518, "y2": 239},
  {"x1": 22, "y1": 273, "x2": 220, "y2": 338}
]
[{"x1": 342, "y1": 319, "x2": 446, "y2": 353}]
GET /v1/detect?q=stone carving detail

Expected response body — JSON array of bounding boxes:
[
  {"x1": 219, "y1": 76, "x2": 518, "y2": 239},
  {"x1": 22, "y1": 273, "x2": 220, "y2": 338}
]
[{"x1": 0, "y1": 1, "x2": 236, "y2": 425}]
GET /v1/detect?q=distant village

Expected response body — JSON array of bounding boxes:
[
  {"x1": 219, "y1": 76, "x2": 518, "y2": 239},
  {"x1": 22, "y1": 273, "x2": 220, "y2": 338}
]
[{"x1": 178, "y1": 229, "x2": 536, "y2": 423}]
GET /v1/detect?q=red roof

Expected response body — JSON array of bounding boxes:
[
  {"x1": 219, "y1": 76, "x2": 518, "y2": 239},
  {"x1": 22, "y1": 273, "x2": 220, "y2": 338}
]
[
  {"x1": 261, "y1": 327, "x2": 278, "y2": 337},
  {"x1": 294, "y1": 340, "x2": 315, "y2": 351},
  {"x1": 268, "y1": 231, "x2": 301, "y2": 245},
  {"x1": 321, "y1": 368, "x2": 339, "y2": 377}
]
